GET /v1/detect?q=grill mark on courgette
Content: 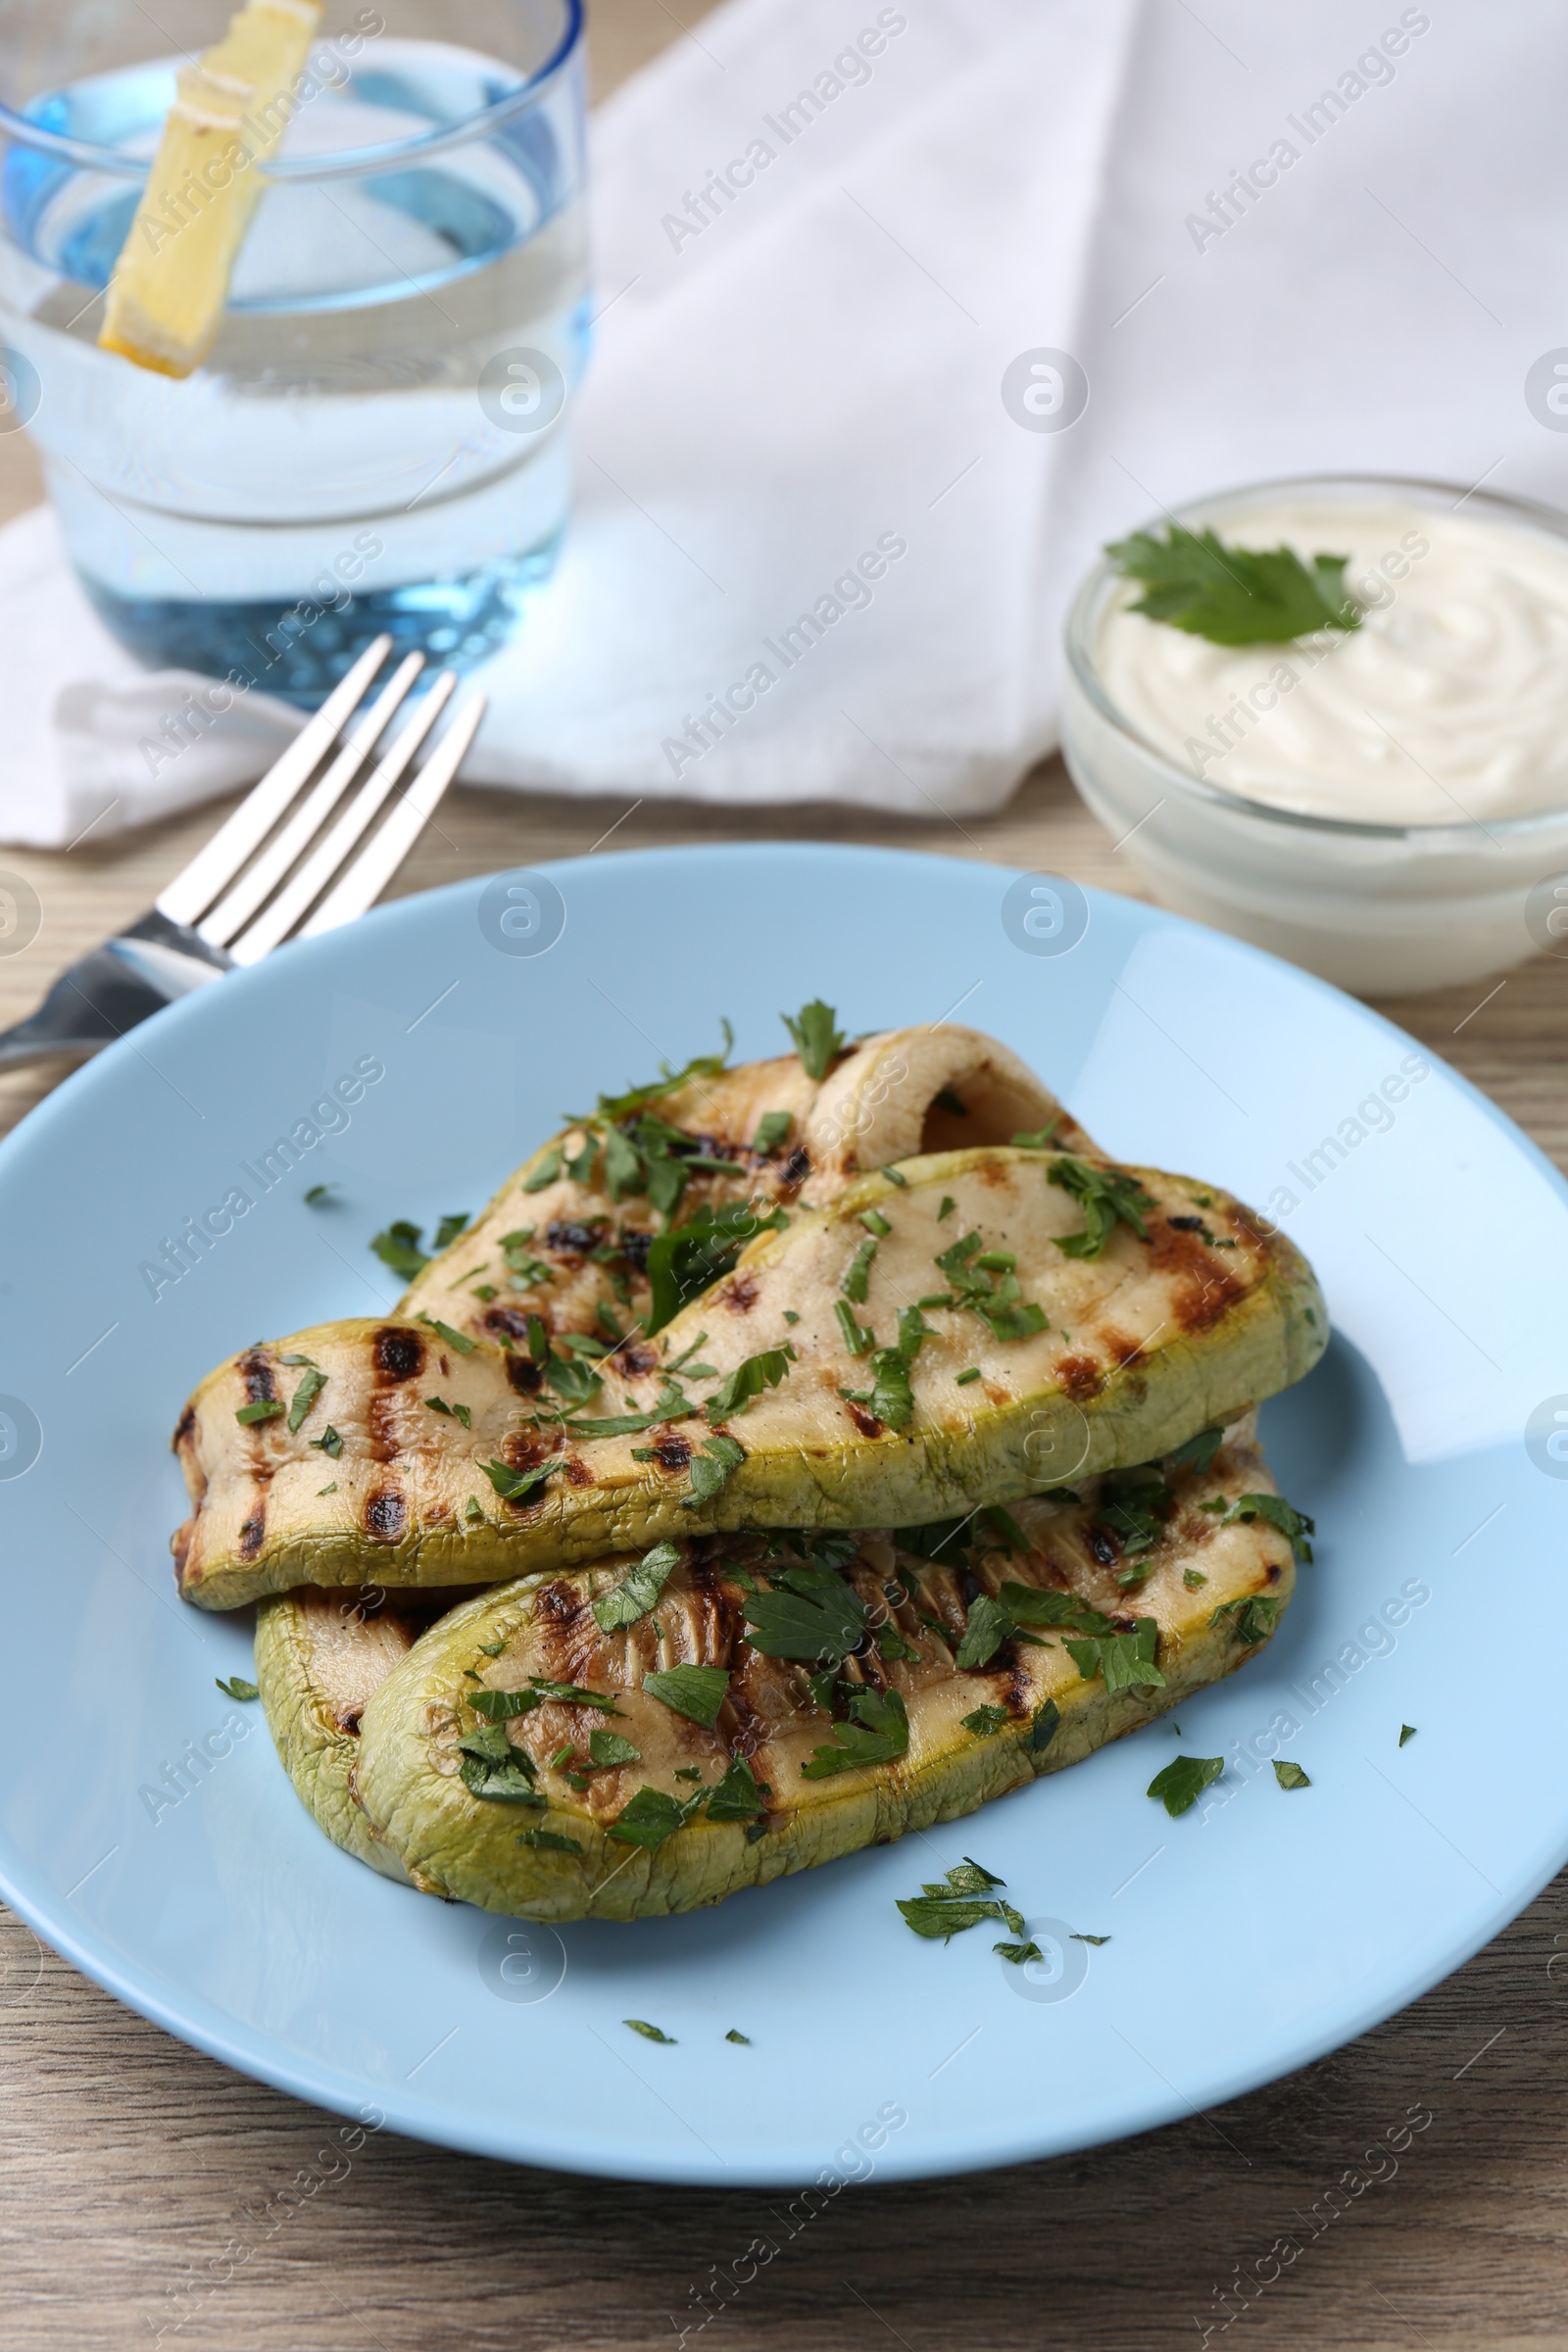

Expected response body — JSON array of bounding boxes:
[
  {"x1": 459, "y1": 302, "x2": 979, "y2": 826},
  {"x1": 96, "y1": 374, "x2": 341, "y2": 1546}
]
[
  {"x1": 238, "y1": 1504, "x2": 266, "y2": 1559},
  {"x1": 364, "y1": 1489, "x2": 408, "y2": 1542},
  {"x1": 238, "y1": 1349, "x2": 275, "y2": 1403},
  {"x1": 371, "y1": 1327, "x2": 423, "y2": 1384}
]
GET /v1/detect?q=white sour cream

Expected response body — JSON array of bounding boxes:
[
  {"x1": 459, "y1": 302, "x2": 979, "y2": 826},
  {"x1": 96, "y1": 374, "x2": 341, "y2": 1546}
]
[{"x1": 1096, "y1": 495, "x2": 1568, "y2": 826}]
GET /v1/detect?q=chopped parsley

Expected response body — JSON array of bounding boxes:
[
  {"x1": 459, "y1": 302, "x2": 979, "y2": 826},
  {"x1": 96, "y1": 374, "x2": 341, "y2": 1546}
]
[
  {"x1": 835, "y1": 1299, "x2": 874, "y2": 1356},
  {"x1": 644, "y1": 1663, "x2": 729, "y2": 1728},
  {"x1": 624, "y1": 2019, "x2": 675, "y2": 2042},
  {"x1": 876, "y1": 1621, "x2": 920, "y2": 1663},
  {"x1": 1011, "y1": 1122, "x2": 1060, "y2": 1150},
  {"x1": 464, "y1": 1494, "x2": 484, "y2": 1524},
  {"x1": 802, "y1": 1687, "x2": 909, "y2": 1778},
  {"x1": 1274, "y1": 1759, "x2": 1311, "y2": 1790},
  {"x1": 568, "y1": 1379, "x2": 692, "y2": 1441},
  {"x1": 215, "y1": 1676, "x2": 258, "y2": 1700},
  {"x1": 1399, "y1": 1724, "x2": 1417, "y2": 1747},
  {"x1": 782, "y1": 999, "x2": 846, "y2": 1080},
  {"x1": 457, "y1": 1726, "x2": 543, "y2": 1804},
  {"x1": 592, "y1": 1541, "x2": 681, "y2": 1633},
  {"x1": 1210, "y1": 1594, "x2": 1282, "y2": 1645},
  {"x1": 416, "y1": 1313, "x2": 477, "y2": 1355},
  {"x1": 588, "y1": 1728, "x2": 643, "y2": 1768},
  {"x1": 318, "y1": 1482, "x2": 337, "y2": 1495},
  {"x1": 955, "y1": 1595, "x2": 1022, "y2": 1673},
  {"x1": 705, "y1": 1348, "x2": 793, "y2": 1426},
  {"x1": 680, "y1": 1433, "x2": 746, "y2": 1508},
  {"x1": 706, "y1": 1751, "x2": 768, "y2": 1824},
  {"x1": 725, "y1": 2030, "x2": 752, "y2": 2045},
  {"x1": 483, "y1": 1458, "x2": 552, "y2": 1503},
  {"x1": 1147, "y1": 1753, "x2": 1223, "y2": 1817},
  {"x1": 996, "y1": 1583, "x2": 1114, "y2": 1639},
  {"x1": 303, "y1": 1183, "x2": 334, "y2": 1204},
  {"x1": 839, "y1": 1303, "x2": 928, "y2": 1430},
  {"x1": 434, "y1": 1212, "x2": 469, "y2": 1250},
  {"x1": 961, "y1": 1703, "x2": 1011, "y2": 1738},
  {"x1": 517, "y1": 1828, "x2": 583, "y2": 1853},
  {"x1": 1182, "y1": 1568, "x2": 1207, "y2": 1590},
  {"x1": 521, "y1": 1147, "x2": 563, "y2": 1194},
  {"x1": 1106, "y1": 522, "x2": 1362, "y2": 647},
  {"x1": 608, "y1": 1786, "x2": 706, "y2": 1850},
  {"x1": 1070, "y1": 1933, "x2": 1110, "y2": 1945},
  {"x1": 529, "y1": 1678, "x2": 623, "y2": 1712},
  {"x1": 842, "y1": 1236, "x2": 878, "y2": 1302},
  {"x1": 1167, "y1": 1426, "x2": 1224, "y2": 1476},
  {"x1": 477, "y1": 1639, "x2": 507, "y2": 1657},
  {"x1": 1212, "y1": 1493, "x2": 1315, "y2": 1563},
  {"x1": 897, "y1": 1858, "x2": 1024, "y2": 1941},
  {"x1": 956, "y1": 1367, "x2": 982, "y2": 1386},
  {"x1": 645, "y1": 1200, "x2": 788, "y2": 1335},
  {"x1": 1063, "y1": 1617, "x2": 1165, "y2": 1692},
  {"x1": 932, "y1": 1230, "x2": 1047, "y2": 1342},
  {"x1": 369, "y1": 1218, "x2": 428, "y2": 1279},
  {"x1": 1047, "y1": 1156, "x2": 1154, "y2": 1258},
  {"x1": 308, "y1": 1424, "x2": 343, "y2": 1458},
  {"x1": 995, "y1": 1939, "x2": 1044, "y2": 1965},
  {"x1": 755, "y1": 1109, "x2": 793, "y2": 1152},
  {"x1": 937, "y1": 1197, "x2": 956, "y2": 1220},
  {"x1": 1029, "y1": 1698, "x2": 1060, "y2": 1753},
  {"x1": 234, "y1": 1397, "x2": 285, "y2": 1426},
  {"x1": 744, "y1": 1562, "x2": 869, "y2": 1664},
  {"x1": 424, "y1": 1395, "x2": 471, "y2": 1428},
  {"x1": 859, "y1": 1208, "x2": 892, "y2": 1239}
]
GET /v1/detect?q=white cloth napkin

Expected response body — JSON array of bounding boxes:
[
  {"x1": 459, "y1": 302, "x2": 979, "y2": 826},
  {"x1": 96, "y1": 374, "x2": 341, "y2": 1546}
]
[{"x1": 4, "y1": 0, "x2": 1568, "y2": 846}]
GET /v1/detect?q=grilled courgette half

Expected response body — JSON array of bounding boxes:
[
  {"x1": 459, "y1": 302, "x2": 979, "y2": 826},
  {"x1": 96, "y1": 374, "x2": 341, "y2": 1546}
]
[
  {"x1": 397, "y1": 1021, "x2": 1087, "y2": 1352},
  {"x1": 350, "y1": 1414, "x2": 1303, "y2": 1920},
  {"x1": 174, "y1": 1147, "x2": 1326, "y2": 1609}
]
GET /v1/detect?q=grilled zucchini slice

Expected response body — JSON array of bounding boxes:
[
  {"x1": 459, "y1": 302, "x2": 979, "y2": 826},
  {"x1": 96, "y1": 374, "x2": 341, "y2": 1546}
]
[
  {"x1": 174, "y1": 1145, "x2": 1324, "y2": 1609},
  {"x1": 352, "y1": 1415, "x2": 1299, "y2": 1919}
]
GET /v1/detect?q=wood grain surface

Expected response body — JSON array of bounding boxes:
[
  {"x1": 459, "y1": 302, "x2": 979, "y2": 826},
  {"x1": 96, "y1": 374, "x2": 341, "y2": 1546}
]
[{"x1": 4, "y1": 7, "x2": 1568, "y2": 2346}]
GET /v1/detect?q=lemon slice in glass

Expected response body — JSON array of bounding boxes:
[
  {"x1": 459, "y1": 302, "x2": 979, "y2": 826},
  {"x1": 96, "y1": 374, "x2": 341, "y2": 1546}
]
[{"x1": 100, "y1": 0, "x2": 323, "y2": 378}]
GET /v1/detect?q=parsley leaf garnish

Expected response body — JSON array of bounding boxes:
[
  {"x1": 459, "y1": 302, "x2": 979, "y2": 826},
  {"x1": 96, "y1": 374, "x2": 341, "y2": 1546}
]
[
  {"x1": 303, "y1": 1182, "x2": 334, "y2": 1204},
  {"x1": 482, "y1": 1458, "x2": 553, "y2": 1502},
  {"x1": 961, "y1": 1703, "x2": 1011, "y2": 1737},
  {"x1": 285, "y1": 1367, "x2": 327, "y2": 1433},
  {"x1": 457, "y1": 1725, "x2": 543, "y2": 1804},
  {"x1": 1029, "y1": 1698, "x2": 1061, "y2": 1753},
  {"x1": 680, "y1": 1433, "x2": 746, "y2": 1508},
  {"x1": 755, "y1": 1109, "x2": 793, "y2": 1152},
  {"x1": 782, "y1": 999, "x2": 846, "y2": 1081},
  {"x1": 1210, "y1": 1594, "x2": 1282, "y2": 1645},
  {"x1": 644, "y1": 1664, "x2": 729, "y2": 1728},
  {"x1": 725, "y1": 2029, "x2": 753, "y2": 2044},
  {"x1": 1147, "y1": 1753, "x2": 1223, "y2": 1816},
  {"x1": 591, "y1": 1540, "x2": 680, "y2": 1633},
  {"x1": 801, "y1": 1686, "x2": 909, "y2": 1778},
  {"x1": 517, "y1": 1828, "x2": 582, "y2": 1853},
  {"x1": 215, "y1": 1676, "x2": 258, "y2": 1700},
  {"x1": 644, "y1": 1200, "x2": 788, "y2": 1336},
  {"x1": 609, "y1": 1787, "x2": 706, "y2": 1850},
  {"x1": 744, "y1": 1562, "x2": 869, "y2": 1664},
  {"x1": 1212, "y1": 1493, "x2": 1316, "y2": 1562},
  {"x1": 842, "y1": 1236, "x2": 878, "y2": 1302},
  {"x1": 1105, "y1": 523, "x2": 1362, "y2": 647},
  {"x1": 1048, "y1": 1157, "x2": 1154, "y2": 1258},
  {"x1": 234, "y1": 1398, "x2": 285, "y2": 1426},
  {"x1": 1274, "y1": 1759, "x2": 1311, "y2": 1790},
  {"x1": 932, "y1": 1229, "x2": 1047, "y2": 1341},
  {"x1": 1063, "y1": 1616, "x2": 1165, "y2": 1692},
  {"x1": 835, "y1": 1300, "x2": 873, "y2": 1356},
  {"x1": 706, "y1": 1751, "x2": 768, "y2": 1824},
  {"x1": 955, "y1": 1594, "x2": 1019, "y2": 1672},
  {"x1": 369, "y1": 1219, "x2": 428, "y2": 1279},
  {"x1": 310, "y1": 1425, "x2": 343, "y2": 1457},
  {"x1": 434, "y1": 1212, "x2": 469, "y2": 1250},
  {"x1": 1399, "y1": 1724, "x2": 1417, "y2": 1747},
  {"x1": 521, "y1": 1147, "x2": 563, "y2": 1194},
  {"x1": 896, "y1": 1858, "x2": 1023, "y2": 1940},
  {"x1": 583, "y1": 1026, "x2": 733, "y2": 1126},
  {"x1": 424, "y1": 1395, "x2": 471, "y2": 1428},
  {"x1": 1167, "y1": 1426, "x2": 1224, "y2": 1476},
  {"x1": 416, "y1": 1313, "x2": 477, "y2": 1355},
  {"x1": 839, "y1": 1303, "x2": 928, "y2": 1430},
  {"x1": 624, "y1": 2018, "x2": 676, "y2": 2042},
  {"x1": 588, "y1": 1728, "x2": 642, "y2": 1767},
  {"x1": 705, "y1": 1348, "x2": 792, "y2": 1426}
]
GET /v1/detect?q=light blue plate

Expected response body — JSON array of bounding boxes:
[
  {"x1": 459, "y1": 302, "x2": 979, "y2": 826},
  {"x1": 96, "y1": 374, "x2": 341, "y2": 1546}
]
[{"x1": 0, "y1": 845, "x2": 1561, "y2": 2185}]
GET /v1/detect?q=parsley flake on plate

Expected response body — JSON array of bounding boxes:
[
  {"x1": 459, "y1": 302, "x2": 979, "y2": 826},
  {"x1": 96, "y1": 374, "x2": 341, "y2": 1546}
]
[
  {"x1": 624, "y1": 2019, "x2": 675, "y2": 2043},
  {"x1": 215, "y1": 1676, "x2": 258, "y2": 1700},
  {"x1": 369, "y1": 1218, "x2": 428, "y2": 1279},
  {"x1": 1274, "y1": 1759, "x2": 1311, "y2": 1790},
  {"x1": 1399, "y1": 1724, "x2": 1417, "y2": 1746},
  {"x1": 1147, "y1": 1753, "x2": 1223, "y2": 1817},
  {"x1": 725, "y1": 2029, "x2": 752, "y2": 2045}
]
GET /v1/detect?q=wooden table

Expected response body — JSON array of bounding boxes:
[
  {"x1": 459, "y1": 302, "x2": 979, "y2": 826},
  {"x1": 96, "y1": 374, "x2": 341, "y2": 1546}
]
[{"x1": 4, "y1": 9, "x2": 1568, "y2": 2343}]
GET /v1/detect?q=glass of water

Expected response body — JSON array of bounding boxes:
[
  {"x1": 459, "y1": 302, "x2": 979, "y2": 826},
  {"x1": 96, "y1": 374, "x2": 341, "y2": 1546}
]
[{"x1": 0, "y1": 0, "x2": 588, "y2": 702}]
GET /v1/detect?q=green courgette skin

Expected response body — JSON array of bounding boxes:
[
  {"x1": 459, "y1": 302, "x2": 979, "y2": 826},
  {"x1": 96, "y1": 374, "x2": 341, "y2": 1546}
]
[{"x1": 351, "y1": 1428, "x2": 1298, "y2": 1921}]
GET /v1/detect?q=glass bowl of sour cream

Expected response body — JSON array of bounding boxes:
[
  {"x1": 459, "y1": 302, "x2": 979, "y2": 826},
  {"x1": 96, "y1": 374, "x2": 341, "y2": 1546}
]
[{"x1": 1061, "y1": 474, "x2": 1568, "y2": 994}]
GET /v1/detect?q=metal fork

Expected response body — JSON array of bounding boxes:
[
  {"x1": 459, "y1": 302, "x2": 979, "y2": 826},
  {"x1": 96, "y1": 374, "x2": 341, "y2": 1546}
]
[{"x1": 0, "y1": 637, "x2": 487, "y2": 1073}]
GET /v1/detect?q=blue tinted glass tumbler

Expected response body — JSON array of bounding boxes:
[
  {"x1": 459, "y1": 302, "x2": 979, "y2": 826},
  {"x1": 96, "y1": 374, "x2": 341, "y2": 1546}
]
[{"x1": 0, "y1": 0, "x2": 588, "y2": 703}]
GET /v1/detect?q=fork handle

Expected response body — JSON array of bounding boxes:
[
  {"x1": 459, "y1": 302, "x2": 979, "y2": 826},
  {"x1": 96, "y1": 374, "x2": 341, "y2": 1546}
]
[{"x1": 0, "y1": 910, "x2": 231, "y2": 1074}]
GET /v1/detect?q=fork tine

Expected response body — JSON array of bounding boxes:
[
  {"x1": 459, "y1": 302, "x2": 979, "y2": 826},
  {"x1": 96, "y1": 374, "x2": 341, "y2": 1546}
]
[
  {"x1": 225, "y1": 670, "x2": 460, "y2": 966},
  {"x1": 297, "y1": 691, "x2": 487, "y2": 941},
  {"x1": 154, "y1": 634, "x2": 393, "y2": 929},
  {"x1": 196, "y1": 653, "x2": 426, "y2": 948}
]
